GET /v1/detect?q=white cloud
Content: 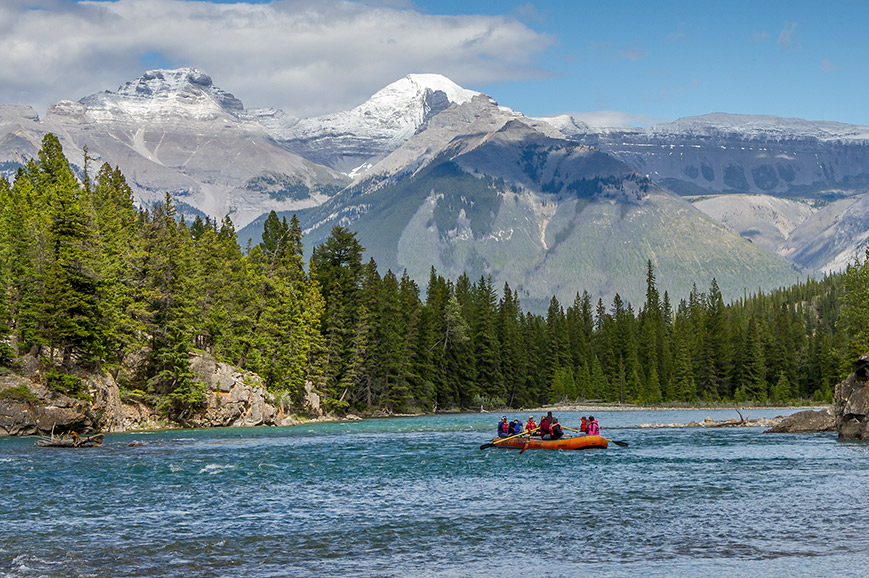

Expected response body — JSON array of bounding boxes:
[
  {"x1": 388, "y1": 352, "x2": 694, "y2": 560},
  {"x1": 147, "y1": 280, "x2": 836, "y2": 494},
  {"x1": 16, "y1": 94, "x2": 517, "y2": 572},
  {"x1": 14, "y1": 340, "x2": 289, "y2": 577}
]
[
  {"x1": 0, "y1": 0, "x2": 552, "y2": 116},
  {"x1": 568, "y1": 110, "x2": 667, "y2": 128},
  {"x1": 777, "y1": 21, "x2": 799, "y2": 50},
  {"x1": 820, "y1": 58, "x2": 839, "y2": 71}
]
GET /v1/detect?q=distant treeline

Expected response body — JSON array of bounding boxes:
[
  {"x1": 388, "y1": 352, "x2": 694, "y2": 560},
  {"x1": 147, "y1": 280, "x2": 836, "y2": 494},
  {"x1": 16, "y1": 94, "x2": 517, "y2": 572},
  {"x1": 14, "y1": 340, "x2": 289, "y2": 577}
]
[{"x1": 1, "y1": 135, "x2": 867, "y2": 416}]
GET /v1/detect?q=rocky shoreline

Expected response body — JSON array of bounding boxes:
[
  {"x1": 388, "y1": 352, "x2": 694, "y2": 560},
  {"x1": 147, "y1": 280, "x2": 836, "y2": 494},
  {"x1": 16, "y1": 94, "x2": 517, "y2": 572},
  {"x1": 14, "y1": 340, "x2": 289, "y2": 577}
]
[
  {"x1": 3, "y1": 352, "x2": 868, "y2": 439},
  {"x1": 0, "y1": 352, "x2": 324, "y2": 437},
  {"x1": 629, "y1": 408, "x2": 836, "y2": 433}
]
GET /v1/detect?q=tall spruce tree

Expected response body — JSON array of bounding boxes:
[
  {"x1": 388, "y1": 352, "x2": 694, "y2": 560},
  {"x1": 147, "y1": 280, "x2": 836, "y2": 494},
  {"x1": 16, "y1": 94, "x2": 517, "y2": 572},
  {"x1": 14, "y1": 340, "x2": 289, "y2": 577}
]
[{"x1": 36, "y1": 135, "x2": 105, "y2": 367}]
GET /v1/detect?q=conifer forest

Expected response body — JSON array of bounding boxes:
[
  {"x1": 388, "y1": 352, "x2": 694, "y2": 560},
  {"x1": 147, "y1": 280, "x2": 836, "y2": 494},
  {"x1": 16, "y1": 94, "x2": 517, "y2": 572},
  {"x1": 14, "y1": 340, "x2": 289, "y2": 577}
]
[{"x1": 2, "y1": 135, "x2": 868, "y2": 417}]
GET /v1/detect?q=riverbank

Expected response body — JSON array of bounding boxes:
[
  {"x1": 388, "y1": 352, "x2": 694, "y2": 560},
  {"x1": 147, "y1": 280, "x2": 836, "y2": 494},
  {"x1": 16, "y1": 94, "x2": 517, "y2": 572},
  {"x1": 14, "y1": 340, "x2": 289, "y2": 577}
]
[{"x1": 0, "y1": 348, "x2": 838, "y2": 438}]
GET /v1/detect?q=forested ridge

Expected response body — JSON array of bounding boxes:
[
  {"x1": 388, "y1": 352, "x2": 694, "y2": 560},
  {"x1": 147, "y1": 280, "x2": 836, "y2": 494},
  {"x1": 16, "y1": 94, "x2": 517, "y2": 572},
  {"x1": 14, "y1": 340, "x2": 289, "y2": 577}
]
[{"x1": 1, "y1": 135, "x2": 867, "y2": 418}]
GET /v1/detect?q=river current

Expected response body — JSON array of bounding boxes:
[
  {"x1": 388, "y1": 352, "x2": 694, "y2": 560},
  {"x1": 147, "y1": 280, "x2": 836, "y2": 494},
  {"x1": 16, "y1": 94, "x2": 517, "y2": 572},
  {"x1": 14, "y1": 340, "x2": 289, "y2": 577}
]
[{"x1": 2, "y1": 409, "x2": 868, "y2": 577}]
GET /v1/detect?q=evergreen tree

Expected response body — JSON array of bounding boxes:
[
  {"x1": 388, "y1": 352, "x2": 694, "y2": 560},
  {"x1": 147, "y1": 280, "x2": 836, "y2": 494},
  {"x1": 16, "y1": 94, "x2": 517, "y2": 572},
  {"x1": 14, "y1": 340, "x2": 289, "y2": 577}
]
[
  {"x1": 842, "y1": 248, "x2": 869, "y2": 360},
  {"x1": 36, "y1": 135, "x2": 105, "y2": 367},
  {"x1": 470, "y1": 275, "x2": 503, "y2": 401},
  {"x1": 498, "y1": 283, "x2": 526, "y2": 406},
  {"x1": 90, "y1": 164, "x2": 144, "y2": 364},
  {"x1": 141, "y1": 193, "x2": 202, "y2": 413}
]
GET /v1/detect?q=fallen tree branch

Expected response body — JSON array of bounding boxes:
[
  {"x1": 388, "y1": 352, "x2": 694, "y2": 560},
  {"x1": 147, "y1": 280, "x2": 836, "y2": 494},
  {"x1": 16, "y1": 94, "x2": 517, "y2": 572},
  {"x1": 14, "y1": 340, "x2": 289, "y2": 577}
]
[{"x1": 36, "y1": 432, "x2": 104, "y2": 448}]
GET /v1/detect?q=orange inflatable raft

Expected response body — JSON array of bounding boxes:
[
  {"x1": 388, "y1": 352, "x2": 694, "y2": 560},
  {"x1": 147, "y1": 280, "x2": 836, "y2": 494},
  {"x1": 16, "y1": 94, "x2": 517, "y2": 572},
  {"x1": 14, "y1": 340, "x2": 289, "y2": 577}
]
[{"x1": 488, "y1": 434, "x2": 608, "y2": 450}]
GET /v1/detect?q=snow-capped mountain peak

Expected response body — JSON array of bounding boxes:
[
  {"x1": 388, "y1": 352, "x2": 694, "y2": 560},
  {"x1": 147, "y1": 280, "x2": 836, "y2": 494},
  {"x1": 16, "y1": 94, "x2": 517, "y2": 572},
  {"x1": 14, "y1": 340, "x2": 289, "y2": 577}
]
[
  {"x1": 261, "y1": 73, "x2": 489, "y2": 175},
  {"x1": 372, "y1": 73, "x2": 479, "y2": 109},
  {"x1": 69, "y1": 68, "x2": 244, "y2": 123},
  {"x1": 273, "y1": 73, "x2": 481, "y2": 142}
]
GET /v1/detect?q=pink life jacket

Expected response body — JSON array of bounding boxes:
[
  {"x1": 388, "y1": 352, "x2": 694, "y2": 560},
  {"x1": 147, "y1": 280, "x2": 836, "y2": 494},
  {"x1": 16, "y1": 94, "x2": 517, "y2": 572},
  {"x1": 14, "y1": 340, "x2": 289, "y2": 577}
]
[{"x1": 587, "y1": 420, "x2": 600, "y2": 435}]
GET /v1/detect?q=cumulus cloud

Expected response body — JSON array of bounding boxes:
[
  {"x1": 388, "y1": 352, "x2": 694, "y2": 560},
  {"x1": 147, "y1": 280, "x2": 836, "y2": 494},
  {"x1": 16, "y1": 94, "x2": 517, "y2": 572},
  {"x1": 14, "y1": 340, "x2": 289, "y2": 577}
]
[{"x1": 0, "y1": 0, "x2": 552, "y2": 116}]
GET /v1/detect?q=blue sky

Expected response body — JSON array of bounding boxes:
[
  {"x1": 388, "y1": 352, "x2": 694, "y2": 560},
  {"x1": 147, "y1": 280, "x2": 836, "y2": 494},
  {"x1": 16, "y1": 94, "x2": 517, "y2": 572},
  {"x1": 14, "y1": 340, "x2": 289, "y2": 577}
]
[
  {"x1": 460, "y1": 0, "x2": 868, "y2": 126},
  {"x1": 2, "y1": 0, "x2": 866, "y2": 126}
]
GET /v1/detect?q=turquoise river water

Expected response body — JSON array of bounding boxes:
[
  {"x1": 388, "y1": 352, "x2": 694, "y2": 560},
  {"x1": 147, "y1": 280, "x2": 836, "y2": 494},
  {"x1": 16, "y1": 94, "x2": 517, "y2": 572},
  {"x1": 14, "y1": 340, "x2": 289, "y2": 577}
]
[{"x1": 2, "y1": 409, "x2": 869, "y2": 577}]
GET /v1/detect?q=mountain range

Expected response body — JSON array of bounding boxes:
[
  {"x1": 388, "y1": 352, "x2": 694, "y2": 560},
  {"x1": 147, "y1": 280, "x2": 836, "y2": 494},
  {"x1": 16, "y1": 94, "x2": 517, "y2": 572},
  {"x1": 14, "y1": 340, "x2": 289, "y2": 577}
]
[{"x1": 2, "y1": 68, "x2": 867, "y2": 310}]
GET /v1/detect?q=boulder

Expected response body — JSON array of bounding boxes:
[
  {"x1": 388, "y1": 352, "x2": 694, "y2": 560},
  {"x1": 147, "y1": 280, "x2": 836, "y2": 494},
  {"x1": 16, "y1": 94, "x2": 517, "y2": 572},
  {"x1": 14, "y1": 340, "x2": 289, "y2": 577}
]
[
  {"x1": 763, "y1": 408, "x2": 835, "y2": 433},
  {"x1": 835, "y1": 353, "x2": 869, "y2": 440}
]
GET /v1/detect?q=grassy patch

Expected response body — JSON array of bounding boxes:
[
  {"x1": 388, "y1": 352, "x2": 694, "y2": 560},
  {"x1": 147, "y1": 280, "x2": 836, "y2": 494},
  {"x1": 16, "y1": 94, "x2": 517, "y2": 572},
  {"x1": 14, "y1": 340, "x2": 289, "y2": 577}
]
[{"x1": 0, "y1": 384, "x2": 39, "y2": 403}]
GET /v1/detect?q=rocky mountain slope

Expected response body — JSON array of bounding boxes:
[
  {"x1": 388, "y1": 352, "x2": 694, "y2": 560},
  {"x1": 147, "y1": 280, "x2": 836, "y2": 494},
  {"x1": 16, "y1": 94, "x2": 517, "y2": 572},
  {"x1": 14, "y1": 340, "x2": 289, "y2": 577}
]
[
  {"x1": 272, "y1": 98, "x2": 802, "y2": 310},
  {"x1": 0, "y1": 69, "x2": 349, "y2": 229},
  {"x1": 541, "y1": 112, "x2": 869, "y2": 272}
]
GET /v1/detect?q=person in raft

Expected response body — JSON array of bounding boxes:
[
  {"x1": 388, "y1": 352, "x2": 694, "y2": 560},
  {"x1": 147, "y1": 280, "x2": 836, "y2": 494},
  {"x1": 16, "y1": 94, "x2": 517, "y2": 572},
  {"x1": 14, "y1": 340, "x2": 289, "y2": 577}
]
[
  {"x1": 508, "y1": 419, "x2": 523, "y2": 436},
  {"x1": 538, "y1": 413, "x2": 553, "y2": 439},
  {"x1": 497, "y1": 416, "x2": 510, "y2": 438},
  {"x1": 550, "y1": 418, "x2": 564, "y2": 440},
  {"x1": 586, "y1": 415, "x2": 600, "y2": 435},
  {"x1": 525, "y1": 415, "x2": 537, "y2": 433},
  {"x1": 580, "y1": 416, "x2": 589, "y2": 433}
]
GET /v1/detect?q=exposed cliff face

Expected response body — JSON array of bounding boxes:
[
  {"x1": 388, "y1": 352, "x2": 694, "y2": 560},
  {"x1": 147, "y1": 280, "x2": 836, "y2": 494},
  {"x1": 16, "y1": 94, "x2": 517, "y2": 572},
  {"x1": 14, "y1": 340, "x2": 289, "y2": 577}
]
[
  {"x1": 835, "y1": 353, "x2": 869, "y2": 439},
  {"x1": 0, "y1": 352, "x2": 314, "y2": 436},
  {"x1": 0, "y1": 374, "x2": 101, "y2": 436}
]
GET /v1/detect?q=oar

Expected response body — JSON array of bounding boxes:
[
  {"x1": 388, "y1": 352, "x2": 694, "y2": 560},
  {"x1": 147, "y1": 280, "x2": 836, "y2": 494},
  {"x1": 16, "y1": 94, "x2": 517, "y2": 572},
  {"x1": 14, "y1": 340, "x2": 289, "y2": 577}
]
[
  {"x1": 563, "y1": 426, "x2": 629, "y2": 447},
  {"x1": 479, "y1": 427, "x2": 539, "y2": 450}
]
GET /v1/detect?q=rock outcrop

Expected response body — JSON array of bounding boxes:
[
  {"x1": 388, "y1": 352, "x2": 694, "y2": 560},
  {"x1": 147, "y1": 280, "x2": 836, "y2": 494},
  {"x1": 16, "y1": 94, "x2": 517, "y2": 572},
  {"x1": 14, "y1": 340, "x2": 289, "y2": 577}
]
[
  {"x1": 0, "y1": 352, "x2": 304, "y2": 436},
  {"x1": 763, "y1": 408, "x2": 836, "y2": 433},
  {"x1": 186, "y1": 354, "x2": 279, "y2": 428},
  {"x1": 834, "y1": 353, "x2": 869, "y2": 439},
  {"x1": 0, "y1": 379, "x2": 93, "y2": 436}
]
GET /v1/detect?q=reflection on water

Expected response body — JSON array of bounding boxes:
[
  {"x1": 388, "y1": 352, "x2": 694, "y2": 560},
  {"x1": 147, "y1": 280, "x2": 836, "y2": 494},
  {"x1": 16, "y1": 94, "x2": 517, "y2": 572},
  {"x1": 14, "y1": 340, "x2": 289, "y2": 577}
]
[{"x1": 1, "y1": 409, "x2": 867, "y2": 577}]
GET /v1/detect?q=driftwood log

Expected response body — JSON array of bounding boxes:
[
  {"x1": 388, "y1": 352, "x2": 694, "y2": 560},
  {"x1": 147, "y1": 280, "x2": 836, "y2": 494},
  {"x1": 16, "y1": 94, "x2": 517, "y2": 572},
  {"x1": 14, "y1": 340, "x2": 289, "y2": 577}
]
[{"x1": 36, "y1": 431, "x2": 104, "y2": 448}]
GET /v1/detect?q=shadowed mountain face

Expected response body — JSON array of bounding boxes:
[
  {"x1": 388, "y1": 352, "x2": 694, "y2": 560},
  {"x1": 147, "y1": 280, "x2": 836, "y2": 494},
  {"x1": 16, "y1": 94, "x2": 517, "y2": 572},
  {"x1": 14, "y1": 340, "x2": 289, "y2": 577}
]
[
  {"x1": 3, "y1": 69, "x2": 864, "y2": 308},
  {"x1": 541, "y1": 112, "x2": 869, "y2": 273},
  {"x1": 550, "y1": 113, "x2": 869, "y2": 198}
]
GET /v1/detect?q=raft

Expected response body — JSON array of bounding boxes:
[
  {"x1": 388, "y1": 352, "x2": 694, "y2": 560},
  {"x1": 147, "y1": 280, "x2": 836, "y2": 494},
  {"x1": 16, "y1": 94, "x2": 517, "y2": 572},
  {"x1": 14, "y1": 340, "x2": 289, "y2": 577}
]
[{"x1": 489, "y1": 434, "x2": 608, "y2": 451}]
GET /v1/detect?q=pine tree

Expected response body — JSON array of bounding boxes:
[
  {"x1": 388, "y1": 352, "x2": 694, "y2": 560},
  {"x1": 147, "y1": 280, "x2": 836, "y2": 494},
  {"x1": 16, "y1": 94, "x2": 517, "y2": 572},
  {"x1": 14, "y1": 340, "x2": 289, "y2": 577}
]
[
  {"x1": 310, "y1": 226, "x2": 365, "y2": 409},
  {"x1": 90, "y1": 164, "x2": 144, "y2": 364},
  {"x1": 470, "y1": 275, "x2": 503, "y2": 401},
  {"x1": 141, "y1": 193, "x2": 202, "y2": 413},
  {"x1": 842, "y1": 248, "x2": 869, "y2": 361},
  {"x1": 36, "y1": 135, "x2": 105, "y2": 367},
  {"x1": 737, "y1": 315, "x2": 768, "y2": 402},
  {"x1": 498, "y1": 283, "x2": 526, "y2": 407}
]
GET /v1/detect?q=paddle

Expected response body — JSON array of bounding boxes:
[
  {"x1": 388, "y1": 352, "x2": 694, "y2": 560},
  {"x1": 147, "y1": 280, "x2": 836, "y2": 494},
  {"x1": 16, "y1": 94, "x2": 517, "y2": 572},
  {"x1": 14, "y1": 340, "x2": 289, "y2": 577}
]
[
  {"x1": 479, "y1": 427, "x2": 540, "y2": 450},
  {"x1": 562, "y1": 426, "x2": 629, "y2": 447}
]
